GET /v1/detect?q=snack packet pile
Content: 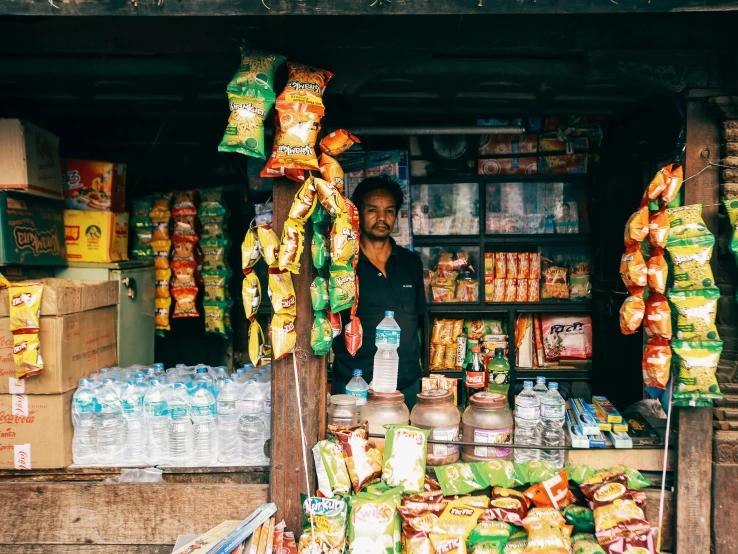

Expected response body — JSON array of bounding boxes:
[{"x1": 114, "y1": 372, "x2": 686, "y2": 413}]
[
  {"x1": 9, "y1": 283, "x2": 44, "y2": 379},
  {"x1": 199, "y1": 187, "x2": 232, "y2": 338},
  {"x1": 150, "y1": 193, "x2": 173, "y2": 334},
  {"x1": 170, "y1": 190, "x2": 200, "y2": 319}
]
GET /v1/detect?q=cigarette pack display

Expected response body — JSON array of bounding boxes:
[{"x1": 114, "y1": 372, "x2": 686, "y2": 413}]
[
  {"x1": 582, "y1": 401, "x2": 612, "y2": 432},
  {"x1": 591, "y1": 395, "x2": 623, "y2": 423},
  {"x1": 569, "y1": 398, "x2": 601, "y2": 435},
  {"x1": 608, "y1": 430, "x2": 633, "y2": 449},
  {"x1": 589, "y1": 400, "x2": 629, "y2": 432},
  {"x1": 566, "y1": 409, "x2": 590, "y2": 448},
  {"x1": 587, "y1": 430, "x2": 607, "y2": 448}
]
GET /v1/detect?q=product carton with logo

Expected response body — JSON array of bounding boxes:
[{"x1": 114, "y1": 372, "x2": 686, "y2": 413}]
[
  {"x1": 0, "y1": 390, "x2": 74, "y2": 469},
  {"x1": 63, "y1": 159, "x2": 127, "y2": 212},
  {"x1": 0, "y1": 192, "x2": 66, "y2": 266},
  {"x1": 64, "y1": 210, "x2": 129, "y2": 263},
  {"x1": 0, "y1": 119, "x2": 62, "y2": 200}
]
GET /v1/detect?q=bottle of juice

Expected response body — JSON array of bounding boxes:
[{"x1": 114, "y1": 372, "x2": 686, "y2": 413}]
[{"x1": 487, "y1": 348, "x2": 510, "y2": 395}]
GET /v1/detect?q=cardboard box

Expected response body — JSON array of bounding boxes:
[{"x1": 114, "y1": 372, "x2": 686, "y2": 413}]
[
  {"x1": 539, "y1": 137, "x2": 589, "y2": 174},
  {"x1": 478, "y1": 133, "x2": 538, "y2": 156},
  {"x1": 64, "y1": 210, "x2": 129, "y2": 263},
  {"x1": 64, "y1": 159, "x2": 127, "y2": 212},
  {"x1": 0, "y1": 390, "x2": 73, "y2": 469},
  {"x1": 0, "y1": 192, "x2": 66, "y2": 266},
  {"x1": 0, "y1": 119, "x2": 62, "y2": 199},
  {"x1": 478, "y1": 157, "x2": 538, "y2": 176},
  {"x1": 0, "y1": 278, "x2": 118, "y2": 317},
  {"x1": 0, "y1": 306, "x2": 117, "y2": 394}
]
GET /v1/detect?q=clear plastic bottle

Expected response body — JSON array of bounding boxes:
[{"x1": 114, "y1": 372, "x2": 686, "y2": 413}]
[
  {"x1": 533, "y1": 376, "x2": 548, "y2": 415},
  {"x1": 513, "y1": 380, "x2": 541, "y2": 464},
  {"x1": 167, "y1": 383, "x2": 193, "y2": 465},
  {"x1": 262, "y1": 381, "x2": 272, "y2": 459},
  {"x1": 238, "y1": 379, "x2": 266, "y2": 462},
  {"x1": 540, "y1": 382, "x2": 566, "y2": 469},
  {"x1": 193, "y1": 366, "x2": 215, "y2": 395},
  {"x1": 143, "y1": 379, "x2": 169, "y2": 464},
  {"x1": 153, "y1": 363, "x2": 165, "y2": 378},
  {"x1": 217, "y1": 378, "x2": 242, "y2": 464},
  {"x1": 120, "y1": 380, "x2": 146, "y2": 464},
  {"x1": 72, "y1": 378, "x2": 98, "y2": 465},
  {"x1": 345, "y1": 369, "x2": 370, "y2": 421},
  {"x1": 96, "y1": 378, "x2": 125, "y2": 464},
  {"x1": 191, "y1": 382, "x2": 218, "y2": 464},
  {"x1": 373, "y1": 311, "x2": 401, "y2": 393},
  {"x1": 134, "y1": 372, "x2": 149, "y2": 401}
]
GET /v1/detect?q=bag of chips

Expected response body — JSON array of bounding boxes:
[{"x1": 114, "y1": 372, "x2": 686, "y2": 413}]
[
  {"x1": 482, "y1": 488, "x2": 530, "y2": 526},
  {"x1": 607, "y1": 465, "x2": 652, "y2": 490},
  {"x1": 270, "y1": 314, "x2": 296, "y2": 361},
  {"x1": 344, "y1": 316, "x2": 363, "y2": 358},
  {"x1": 521, "y1": 508, "x2": 568, "y2": 554},
  {"x1": 204, "y1": 302, "x2": 228, "y2": 337},
  {"x1": 155, "y1": 269, "x2": 171, "y2": 299},
  {"x1": 313, "y1": 438, "x2": 352, "y2": 498},
  {"x1": 398, "y1": 502, "x2": 445, "y2": 554},
  {"x1": 242, "y1": 228, "x2": 262, "y2": 269},
  {"x1": 619, "y1": 244, "x2": 647, "y2": 293},
  {"x1": 433, "y1": 501, "x2": 483, "y2": 538},
  {"x1": 268, "y1": 268, "x2": 297, "y2": 316},
  {"x1": 321, "y1": 129, "x2": 361, "y2": 156},
  {"x1": 579, "y1": 470, "x2": 629, "y2": 500},
  {"x1": 429, "y1": 534, "x2": 466, "y2": 554},
  {"x1": 171, "y1": 286, "x2": 199, "y2": 318},
  {"x1": 646, "y1": 247, "x2": 667, "y2": 294},
  {"x1": 242, "y1": 269, "x2": 261, "y2": 320},
  {"x1": 9, "y1": 283, "x2": 44, "y2": 379},
  {"x1": 218, "y1": 90, "x2": 268, "y2": 159},
  {"x1": 644, "y1": 292, "x2": 671, "y2": 339},
  {"x1": 523, "y1": 460, "x2": 558, "y2": 485},
  {"x1": 335, "y1": 426, "x2": 383, "y2": 493},
  {"x1": 435, "y1": 463, "x2": 486, "y2": 496},
  {"x1": 619, "y1": 293, "x2": 645, "y2": 335},
  {"x1": 660, "y1": 162, "x2": 684, "y2": 204},
  {"x1": 672, "y1": 339, "x2": 723, "y2": 405},
  {"x1": 312, "y1": 202, "x2": 332, "y2": 230},
  {"x1": 152, "y1": 239, "x2": 172, "y2": 270},
  {"x1": 565, "y1": 464, "x2": 598, "y2": 485},
  {"x1": 155, "y1": 296, "x2": 172, "y2": 333},
  {"x1": 201, "y1": 239, "x2": 229, "y2": 272},
  {"x1": 311, "y1": 312, "x2": 333, "y2": 356},
  {"x1": 623, "y1": 205, "x2": 649, "y2": 246},
  {"x1": 348, "y1": 491, "x2": 402, "y2": 554},
  {"x1": 647, "y1": 209, "x2": 668, "y2": 249},
  {"x1": 313, "y1": 229, "x2": 330, "y2": 271},
  {"x1": 668, "y1": 287, "x2": 720, "y2": 341},
  {"x1": 642, "y1": 337, "x2": 671, "y2": 390},
  {"x1": 315, "y1": 177, "x2": 348, "y2": 217},
  {"x1": 331, "y1": 213, "x2": 358, "y2": 267},
  {"x1": 203, "y1": 270, "x2": 230, "y2": 303},
  {"x1": 330, "y1": 264, "x2": 357, "y2": 313},
  {"x1": 570, "y1": 533, "x2": 605, "y2": 554},
  {"x1": 311, "y1": 276, "x2": 329, "y2": 311},
  {"x1": 666, "y1": 233, "x2": 715, "y2": 290},
  {"x1": 149, "y1": 192, "x2": 172, "y2": 224},
  {"x1": 472, "y1": 460, "x2": 520, "y2": 489},
  {"x1": 523, "y1": 470, "x2": 575, "y2": 510},
  {"x1": 468, "y1": 521, "x2": 513, "y2": 554},
  {"x1": 319, "y1": 153, "x2": 346, "y2": 193},
  {"x1": 563, "y1": 506, "x2": 595, "y2": 534},
  {"x1": 666, "y1": 204, "x2": 709, "y2": 240},
  {"x1": 228, "y1": 48, "x2": 285, "y2": 102},
  {"x1": 502, "y1": 537, "x2": 527, "y2": 554},
  {"x1": 297, "y1": 496, "x2": 348, "y2": 554},
  {"x1": 248, "y1": 319, "x2": 264, "y2": 367},
  {"x1": 256, "y1": 225, "x2": 280, "y2": 267},
  {"x1": 541, "y1": 265, "x2": 568, "y2": 300},
  {"x1": 724, "y1": 198, "x2": 738, "y2": 266},
  {"x1": 289, "y1": 177, "x2": 319, "y2": 223},
  {"x1": 277, "y1": 63, "x2": 333, "y2": 114},
  {"x1": 270, "y1": 110, "x2": 321, "y2": 170},
  {"x1": 382, "y1": 425, "x2": 430, "y2": 493},
  {"x1": 279, "y1": 217, "x2": 305, "y2": 274}
]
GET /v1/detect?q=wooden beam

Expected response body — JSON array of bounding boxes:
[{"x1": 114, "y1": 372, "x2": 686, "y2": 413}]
[
  {"x1": 675, "y1": 97, "x2": 720, "y2": 554},
  {"x1": 1, "y1": 0, "x2": 738, "y2": 17},
  {"x1": 270, "y1": 178, "x2": 328, "y2": 533}
]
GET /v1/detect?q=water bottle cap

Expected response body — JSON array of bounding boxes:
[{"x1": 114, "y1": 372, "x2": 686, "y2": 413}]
[
  {"x1": 100, "y1": 368, "x2": 110, "y2": 373},
  {"x1": 223, "y1": 378, "x2": 233, "y2": 384},
  {"x1": 176, "y1": 364, "x2": 186, "y2": 368},
  {"x1": 523, "y1": 380, "x2": 534, "y2": 388},
  {"x1": 196, "y1": 367, "x2": 208, "y2": 373},
  {"x1": 197, "y1": 381, "x2": 209, "y2": 389},
  {"x1": 127, "y1": 380, "x2": 135, "y2": 386},
  {"x1": 172, "y1": 383, "x2": 185, "y2": 389},
  {"x1": 237, "y1": 369, "x2": 246, "y2": 374},
  {"x1": 135, "y1": 372, "x2": 146, "y2": 378},
  {"x1": 102, "y1": 378, "x2": 114, "y2": 385},
  {"x1": 154, "y1": 363, "x2": 164, "y2": 369},
  {"x1": 216, "y1": 366, "x2": 227, "y2": 371},
  {"x1": 385, "y1": 310, "x2": 394, "y2": 317},
  {"x1": 80, "y1": 378, "x2": 91, "y2": 385},
  {"x1": 536, "y1": 376, "x2": 546, "y2": 384},
  {"x1": 247, "y1": 378, "x2": 257, "y2": 384},
  {"x1": 150, "y1": 379, "x2": 161, "y2": 385},
  {"x1": 549, "y1": 382, "x2": 559, "y2": 390},
  {"x1": 353, "y1": 369, "x2": 362, "y2": 377}
]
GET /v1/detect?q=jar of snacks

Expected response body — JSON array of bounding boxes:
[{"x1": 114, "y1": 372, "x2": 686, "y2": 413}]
[
  {"x1": 361, "y1": 390, "x2": 409, "y2": 451},
  {"x1": 410, "y1": 389, "x2": 461, "y2": 466},
  {"x1": 327, "y1": 394, "x2": 358, "y2": 427},
  {"x1": 461, "y1": 391, "x2": 513, "y2": 462}
]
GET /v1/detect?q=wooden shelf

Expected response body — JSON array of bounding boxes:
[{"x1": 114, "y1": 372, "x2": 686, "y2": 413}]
[{"x1": 427, "y1": 300, "x2": 592, "y2": 313}]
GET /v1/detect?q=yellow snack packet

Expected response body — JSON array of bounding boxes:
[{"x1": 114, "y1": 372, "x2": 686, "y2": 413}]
[
  {"x1": 433, "y1": 502, "x2": 483, "y2": 538},
  {"x1": 242, "y1": 228, "x2": 262, "y2": 269},
  {"x1": 271, "y1": 313, "x2": 296, "y2": 360},
  {"x1": 268, "y1": 268, "x2": 297, "y2": 316},
  {"x1": 0, "y1": 272, "x2": 10, "y2": 288},
  {"x1": 430, "y1": 534, "x2": 466, "y2": 554},
  {"x1": 155, "y1": 297, "x2": 172, "y2": 331},
  {"x1": 315, "y1": 177, "x2": 347, "y2": 216},
  {"x1": 9, "y1": 284, "x2": 43, "y2": 332},
  {"x1": 155, "y1": 269, "x2": 171, "y2": 299},
  {"x1": 257, "y1": 225, "x2": 280, "y2": 266},
  {"x1": 330, "y1": 213, "x2": 357, "y2": 266},
  {"x1": 204, "y1": 303, "x2": 228, "y2": 337},
  {"x1": 242, "y1": 269, "x2": 262, "y2": 320},
  {"x1": 288, "y1": 177, "x2": 318, "y2": 223},
  {"x1": 249, "y1": 319, "x2": 265, "y2": 367},
  {"x1": 278, "y1": 217, "x2": 305, "y2": 274},
  {"x1": 13, "y1": 333, "x2": 43, "y2": 380}
]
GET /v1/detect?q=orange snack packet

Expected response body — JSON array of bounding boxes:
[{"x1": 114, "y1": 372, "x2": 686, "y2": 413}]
[
  {"x1": 624, "y1": 205, "x2": 649, "y2": 246},
  {"x1": 521, "y1": 508, "x2": 568, "y2": 554},
  {"x1": 523, "y1": 470, "x2": 575, "y2": 510},
  {"x1": 276, "y1": 63, "x2": 333, "y2": 114},
  {"x1": 643, "y1": 336, "x2": 671, "y2": 390},
  {"x1": 661, "y1": 162, "x2": 684, "y2": 204},
  {"x1": 505, "y1": 279, "x2": 517, "y2": 302},
  {"x1": 648, "y1": 208, "x2": 669, "y2": 249},
  {"x1": 644, "y1": 292, "x2": 672, "y2": 340},
  {"x1": 620, "y1": 293, "x2": 645, "y2": 335},
  {"x1": 529, "y1": 253, "x2": 541, "y2": 280},
  {"x1": 272, "y1": 110, "x2": 321, "y2": 170},
  {"x1": 320, "y1": 129, "x2": 360, "y2": 156},
  {"x1": 518, "y1": 253, "x2": 530, "y2": 279},
  {"x1": 495, "y1": 253, "x2": 506, "y2": 279},
  {"x1": 506, "y1": 252, "x2": 518, "y2": 279},
  {"x1": 619, "y1": 244, "x2": 647, "y2": 294},
  {"x1": 319, "y1": 153, "x2": 345, "y2": 193},
  {"x1": 647, "y1": 247, "x2": 668, "y2": 294}
]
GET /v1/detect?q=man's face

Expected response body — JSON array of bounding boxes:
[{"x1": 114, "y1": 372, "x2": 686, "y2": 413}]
[{"x1": 360, "y1": 189, "x2": 397, "y2": 240}]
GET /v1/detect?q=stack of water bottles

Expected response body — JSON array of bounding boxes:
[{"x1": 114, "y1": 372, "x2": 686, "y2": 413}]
[
  {"x1": 513, "y1": 376, "x2": 566, "y2": 468},
  {"x1": 71, "y1": 362, "x2": 272, "y2": 467}
]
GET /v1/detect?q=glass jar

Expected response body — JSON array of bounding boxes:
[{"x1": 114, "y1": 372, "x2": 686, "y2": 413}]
[
  {"x1": 410, "y1": 389, "x2": 461, "y2": 466},
  {"x1": 461, "y1": 391, "x2": 513, "y2": 462},
  {"x1": 327, "y1": 394, "x2": 358, "y2": 428},
  {"x1": 361, "y1": 390, "x2": 409, "y2": 450}
]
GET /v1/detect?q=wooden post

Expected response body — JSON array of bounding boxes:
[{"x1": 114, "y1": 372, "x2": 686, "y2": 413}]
[
  {"x1": 676, "y1": 97, "x2": 720, "y2": 554},
  {"x1": 269, "y1": 178, "x2": 327, "y2": 533}
]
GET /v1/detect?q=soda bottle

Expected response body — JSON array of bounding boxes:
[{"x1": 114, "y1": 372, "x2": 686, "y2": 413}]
[
  {"x1": 487, "y1": 347, "x2": 510, "y2": 395},
  {"x1": 465, "y1": 346, "x2": 486, "y2": 405}
]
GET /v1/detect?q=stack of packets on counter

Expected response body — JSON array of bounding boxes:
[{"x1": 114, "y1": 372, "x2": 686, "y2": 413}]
[
  {"x1": 422, "y1": 374, "x2": 460, "y2": 406},
  {"x1": 429, "y1": 318, "x2": 507, "y2": 372},
  {"x1": 218, "y1": 48, "x2": 285, "y2": 160},
  {"x1": 199, "y1": 187, "x2": 233, "y2": 338},
  {"x1": 170, "y1": 191, "x2": 201, "y2": 320},
  {"x1": 567, "y1": 397, "x2": 630, "y2": 449},
  {"x1": 8, "y1": 282, "x2": 44, "y2": 379},
  {"x1": 425, "y1": 250, "x2": 479, "y2": 303},
  {"x1": 484, "y1": 252, "x2": 540, "y2": 303},
  {"x1": 517, "y1": 314, "x2": 593, "y2": 369},
  {"x1": 150, "y1": 193, "x2": 173, "y2": 335},
  {"x1": 131, "y1": 197, "x2": 154, "y2": 259}
]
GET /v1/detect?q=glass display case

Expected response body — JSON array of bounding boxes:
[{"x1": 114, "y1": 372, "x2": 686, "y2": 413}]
[
  {"x1": 411, "y1": 182, "x2": 479, "y2": 235},
  {"x1": 416, "y1": 246, "x2": 480, "y2": 303}
]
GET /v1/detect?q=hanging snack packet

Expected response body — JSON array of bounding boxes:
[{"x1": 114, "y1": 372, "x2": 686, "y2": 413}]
[
  {"x1": 171, "y1": 286, "x2": 199, "y2": 318},
  {"x1": 666, "y1": 204, "x2": 708, "y2": 240},
  {"x1": 242, "y1": 269, "x2": 261, "y2": 320},
  {"x1": 297, "y1": 496, "x2": 348, "y2": 554},
  {"x1": 330, "y1": 264, "x2": 357, "y2": 313},
  {"x1": 320, "y1": 129, "x2": 361, "y2": 156},
  {"x1": 203, "y1": 270, "x2": 230, "y2": 303},
  {"x1": 228, "y1": 48, "x2": 285, "y2": 102},
  {"x1": 218, "y1": 90, "x2": 267, "y2": 159},
  {"x1": 171, "y1": 260, "x2": 197, "y2": 287},
  {"x1": 242, "y1": 228, "x2": 262, "y2": 269},
  {"x1": 150, "y1": 192, "x2": 172, "y2": 224},
  {"x1": 570, "y1": 533, "x2": 605, "y2": 554},
  {"x1": 204, "y1": 302, "x2": 228, "y2": 337},
  {"x1": 277, "y1": 63, "x2": 333, "y2": 113},
  {"x1": 523, "y1": 470, "x2": 575, "y2": 510},
  {"x1": 435, "y1": 463, "x2": 485, "y2": 496},
  {"x1": 472, "y1": 459, "x2": 520, "y2": 489},
  {"x1": 382, "y1": 425, "x2": 431, "y2": 493},
  {"x1": 672, "y1": 339, "x2": 723, "y2": 405},
  {"x1": 268, "y1": 268, "x2": 297, "y2": 316},
  {"x1": 348, "y1": 491, "x2": 402, "y2": 554},
  {"x1": 468, "y1": 521, "x2": 513, "y2": 554},
  {"x1": 201, "y1": 239, "x2": 229, "y2": 272},
  {"x1": 327, "y1": 308, "x2": 342, "y2": 338},
  {"x1": 666, "y1": 233, "x2": 715, "y2": 290},
  {"x1": 315, "y1": 177, "x2": 348, "y2": 216},
  {"x1": 311, "y1": 276, "x2": 330, "y2": 311},
  {"x1": 155, "y1": 296, "x2": 172, "y2": 332},
  {"x1": 279, "y1": 217, "x2": 305, "y2": 273},
  {"x1": 619, "y1": 293, "x2": 645, "y2": 335},
  {"x1": 642, "y1": 337, "x2": 671, "y2": 390},
  {"x1": 482, "y1": 488, "x2": 530, "y2": 526},
  {"x1": 563, "y1": 506, "x2": 595, "y2": 534},
  {"x1": 257, "y1": 225, "x2": 280, "y2": 266},
  {"x1": 248, "y1": 319, "x2": 264, "y2": 367},
  {"x1": 9, "y1": 283, "x2": 44, "y2": 379},
  {"x1": 313, "y1": 202, "x2": 332, "y2": 230},
  {"x1": 270, "y1": 313, "x2": 296, "y2": 361},
  {"x1": 13, "y1": 331, "x2": 44, "y2": 380},
  {"x1": 311, "y1": 312, "x2": 334, "y2": 356},
  {"x1": 336, "y1": 426, "x2": 383, "y2": 493},
  {"x1": 155, "y1": 269, "x2": 172, "y2": 299},
  {"x1": 320, "y1": 153, "x2": 346, "y2": 192},
  {"x1": 289, "y1": 177, "x2": 319, "y2": 223},
  {"x1": 272, "y1": 110, "x2": 321, "y2": 170},
  {"x1": 345, "y1": 314, "x2": 363, "y2": 358},
  {"x1": 132, "y1": 197, "x2": 154, "y2": 229},
  {"x1": 660, "y1": 162, "x2": 684, "y2": 204},
  {"x1": 647, "y1": 209, "x2": 668, "y2": 249},
  {"x1": 313, "y1": 228, "x2": 330, "y2": 270},
  {"x1": 313, "y1": 438, "x2": 352, "y2": 498},
  {"x1": 331, "y1": 213, "x2": 358, "y2": 266},
  {"x1": 724, "y1": 198, "x2": 738, "y2": 265},
  {"x1": 644, "y1": 292, "x2": 671, "y2": 340},
  {"x1": 624, "y1": 205, "x2": 649, "y2": 246},
  {"x1": 646, "y1": 247, "x2": 668, "y2": 294},
  {"x1": 152, "y1": 239, "x2": 172, "y2": 270},
  {"x1": 619, "y1": 244, "x2": 647, "y2": 293},
  {"x1": 668, "y1": 287, "x2": 720, "y2": 341}
]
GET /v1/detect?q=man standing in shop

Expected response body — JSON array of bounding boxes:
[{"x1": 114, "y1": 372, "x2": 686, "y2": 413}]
[{"x1": 332, "y1": 174, "x2": 427, "y2": 412}]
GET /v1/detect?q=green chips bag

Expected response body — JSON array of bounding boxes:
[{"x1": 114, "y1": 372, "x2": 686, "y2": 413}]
[
  {"x1": 472, "y1": 459, "x2": 521, "y2": 489},
  {"x1": 608, "y1": 465, "x2": 652, "y2": 490},
  {"x1": 298, "y1": 496, "x2": 348, "y2": 554},
  {"x1": 311, "y1": 312, "x2": 333, "y2": 356},
  {"x1": 132, "y1": 197, "x2": 154, "y2": 228},
  {"x1": 228, "y1": 48, "x2": 285, "y2": 103},
  {"x1": 468, "y1": 521, "x2": 513, "y2": 554},
  {"x1": 668, "y1": 287, "x2": 720, "y2": 341},
  {"x1": 382, "y1": 425, "x2": 430, "y2": 493},
  {"x1": 435, "y1": 463, "x2": 486, "y2": 496},
  {"x1": 311, "y1": 276, "x2": 329, "y2": 311},
  {"x1": 665, "y1": 233, "x2": 715, "y2": 290},
  {"x1": 348, "y1": 490, "x2": 402, "y2": 554},
  {"x1": 218, "y1": 89, "x2": 268, "y2": 160},
  {"x1": 666, "y1": 204, "x2": 709, "y2": 240},
  {"x1": 520, "y1": 460, "x2": 557, "y2": 485},
  {"x1": 565, "y1": 464, "x2": 598, "y2": 485},
  {"x1": 672, "y1": 339, "x2": 723, "y2": 406},
  {"x1": 571, "y1": 533, "x2": 605, "y2": 554},
  {"x1": 329, "y1": 264, "x2": 356, "y2": 313},
  {"x1": 312, "y1": 229, "x2": 330, "y2": 271},
  {"x1": 725, "y1": 198, "x2": 738, "y2": 267},
  {"x1": 563, "y1": 505, "x2": 595, "y2": 533},
  {"x1": 312, "y1": 438, "x2": 351, "y2": 498}
]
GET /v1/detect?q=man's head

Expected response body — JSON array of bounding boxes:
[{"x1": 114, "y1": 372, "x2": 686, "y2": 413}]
[{"x1": 352, "y1": 175, "x2": 404, "y2": 241}]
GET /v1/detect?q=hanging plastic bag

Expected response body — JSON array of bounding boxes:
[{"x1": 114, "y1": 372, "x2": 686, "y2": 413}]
[{"x1": 620, "y1": 293, "x2": 645, "y2": 335}]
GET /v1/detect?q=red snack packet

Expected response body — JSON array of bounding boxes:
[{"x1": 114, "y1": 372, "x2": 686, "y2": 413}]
[
  {"x1": 320, "y1": 129, "x2": 361, "y2": 156},
  {"x1": 644, "y1": 292, "x2": 672, "y2": 340},
  {"x1": 506, "y1": 252, "x2": 518, "y2": 279},
  {"x1": 642, "y1": 336, "x2": 671, "y2": 390},
  {"x1": 345, "y1": 316, "x2": 363, "y2": 357},
  {"x1": 481, "y1": 487, "x2": 530, "y2": 526},
  {"x1": 326, "y1": 308, "x2": 342, "y2": 338}
]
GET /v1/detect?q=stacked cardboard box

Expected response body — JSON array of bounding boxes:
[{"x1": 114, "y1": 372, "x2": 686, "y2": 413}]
[{"x1": 0, "y1": 279, "x2": 119, "y2": 469}]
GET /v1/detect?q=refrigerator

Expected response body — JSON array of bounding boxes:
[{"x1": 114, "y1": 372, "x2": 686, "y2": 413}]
[{"x1": 55, "y1": 260, "x2": 155, "y2": 367}]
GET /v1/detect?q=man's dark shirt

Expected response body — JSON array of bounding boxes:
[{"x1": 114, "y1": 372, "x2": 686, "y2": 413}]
[{"x1": 333, "y1": 238, "x2": 427, "y2": 390}]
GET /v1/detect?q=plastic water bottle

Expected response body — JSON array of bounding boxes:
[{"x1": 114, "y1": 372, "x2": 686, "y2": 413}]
[
  {"x1": 373, "y1": 311, "x2": 401, "y2": 393},
  {"x1": 166, "y1": 383, "x2": 193, "y2": 465},
  {"x1": 120, "y1": 380, "x2": 146, "y2": 464},
  {"x1": 96, "y1": 378, "x2": 125, "y2": 464},
  {"x1": 513, "y1": 380, "x2": 541, "y2": 464},
  {"x1": 540, "y1": 382, "x2": 566, "y2": 469},
  {"x1": 263, "y1": 381, "x2": 272, "y2": 459},
  {"x1": 345, "y1": 369, "x2": 370, "y2": 421},
  {"x1": 533, "y1": 376, "x2": 548, "y2": 415},
  {"x1": 191, "y1": 382, "x2": 218, "y2": 464},
  {"x1": 143, "y1": 379, "x2": 169, "y2": 464},
  {"x1": 238, "y1": 379, "x2": 266, "y2": 462},
  {"x1": 134, "y1": 372, "x2": 149, "y2": 399},
  {"x1": 153, "y1": 363, "x2": 165, "y2": 378},
  {"x1": 217, "y1": 379, "x2": 242, "y2": 463},
  {"x1": 72, "y1": 378, "x2": 98, "y2": 465},
  {"x1": 193, "y1": 366, "x2": 215, "y2": 395}
]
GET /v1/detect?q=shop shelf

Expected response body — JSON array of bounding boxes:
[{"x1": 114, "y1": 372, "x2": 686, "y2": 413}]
[
  {"x1": 514, "y1": 368, "x2": 591, "y2": 381},
  {"x1": 483, "y1": 233, "x2": 592, "y2": 246}
]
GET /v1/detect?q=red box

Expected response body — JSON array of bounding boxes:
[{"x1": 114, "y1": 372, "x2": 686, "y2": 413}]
[
  {"x1": 64, "y1": 159, "x2": 127, "y2": 212},
  {"x1": 478, "y1": 133, "x2": 538, "y2": 155}
]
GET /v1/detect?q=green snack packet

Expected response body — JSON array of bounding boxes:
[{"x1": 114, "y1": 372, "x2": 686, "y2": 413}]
[
  {"x1": 571, "y1": 533, "x2": 606, "y2": 554},
  {"x1": 198, "y1": 187, "x2": 228, "y2": 220},
  {"x1": 329, "y1": 264, "x2": 356, "y2": 313},
  {"x1": 472, "y1": 460, "x2": 520, "y2": 489},
  {"x1": 468, "y1": 521, "x2": 513, "y2": 554},
  {"x1": 382, "y1": 425, "x2": 430, "y2": 493},
  {"x1": 313, "y1": 438, "x2": 352, "y2": 498},
  {"x1": 363, "y1": 481, "x2": 392, "y2": 496},
  {"x1": 311, "y1": 312, "x2": 333, "y2": 356},
  {"x1": 665, "y1": 233, "x2": 715, "y2": 290},
  {"x1": 435, "y1": 463, "x2": 486, "y2": 496},
  {"x1": 201, "y1": 239, "x2": 231, "y2": 272},
  {"x1": 312, "y1": 203, "x2": 332, "y2": 230},
  {"x1": 132, "y1": 229, "x2": 153, "y2": 259},
  {"x1": 348, "y1": 490, "x2": 402, "y2": 554},
  {"x1": 217, "y1": 88, "x2": 268, "y2": 160},
  {"x1": 311, "y1": 276, "x2": 330, "y2": 311},
  {"x1": 563, "y1": 504, "x2": 595, "y2": 533},
  {"x1": 672, "y1": 339, "x2": 723, "y2": 405},
  {"x1": 508, "y1": 527, "x2": 527, "y2": 540},
  {"x1": 666, "y1": 204, "x2": 709, "y2": 241},
  {"x1": 724, "y1": 199, "x2": 738, "y2": 266},
  {"x1": 668, "y1": 287, "x2": 720, "y2": 341},
  {"x1": 312, "y1": 229, "x2": 330, "y2": 270},
  {"x1": 608, "y1": 465, "x2": 652, "y2": 490},
  {"x1": 203, "y1": 270, "x2": 231, "y2": 303},
  {"x1": 512, "y1": 462, "x2": 530, "y2": 486},
  {"x1": 565, "y1": 464, "x2": 598, "y2": 485},
  {"x1": 299, "y1": 495, "x2": 348, "y2": 554},
  {"x1": 525, "y1": 460, "x2": 557, "y2": 484},
  {"x1": 132, "y1": 197, "x2": 154, "y2": 229},
  {"x1": 228, "y1": 48, "x2": 285, "y2": 103}
]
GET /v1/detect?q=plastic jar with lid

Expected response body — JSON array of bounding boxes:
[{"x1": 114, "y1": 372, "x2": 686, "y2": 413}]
[
  {"x1": 360, "y1": 390, "x2": 409, "y2": 449},
  {"x1": 327, "y1": 394, "x2": 358, "y2": 428},
  {"x1": 461, "y1": 391, "x2": 513, "y2": 462},
  {"x1": 410, "y1": 389, "x2": 461, "y2": 466}
]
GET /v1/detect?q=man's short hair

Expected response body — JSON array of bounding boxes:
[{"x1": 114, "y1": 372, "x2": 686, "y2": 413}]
[{"x1": 351, "y1": 174, "x2": 404, "y2": 211}]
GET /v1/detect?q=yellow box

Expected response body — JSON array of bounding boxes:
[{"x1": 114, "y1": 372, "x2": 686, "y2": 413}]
[{"x1": 64, "y1": 210, "x2": 129, "y2": 263}]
